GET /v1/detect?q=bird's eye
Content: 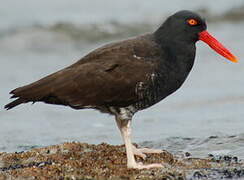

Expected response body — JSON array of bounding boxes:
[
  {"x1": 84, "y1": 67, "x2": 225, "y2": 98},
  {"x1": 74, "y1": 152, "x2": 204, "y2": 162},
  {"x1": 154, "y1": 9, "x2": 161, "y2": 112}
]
[{"x1": 187, "y1": 19, "x2": 198, "y2": 26}]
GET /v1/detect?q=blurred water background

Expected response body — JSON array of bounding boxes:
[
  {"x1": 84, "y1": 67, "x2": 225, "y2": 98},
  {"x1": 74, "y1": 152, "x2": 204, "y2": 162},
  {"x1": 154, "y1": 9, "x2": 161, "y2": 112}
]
[{"x1": 0, "y1": 0, "x2": 244, "y2": 159}]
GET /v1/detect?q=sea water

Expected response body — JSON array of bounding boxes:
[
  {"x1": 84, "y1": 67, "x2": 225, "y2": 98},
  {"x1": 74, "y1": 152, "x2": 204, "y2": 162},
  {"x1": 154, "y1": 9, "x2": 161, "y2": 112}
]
[{"x1": 0, "y1": 1, "x2": 244, "y2": 159}]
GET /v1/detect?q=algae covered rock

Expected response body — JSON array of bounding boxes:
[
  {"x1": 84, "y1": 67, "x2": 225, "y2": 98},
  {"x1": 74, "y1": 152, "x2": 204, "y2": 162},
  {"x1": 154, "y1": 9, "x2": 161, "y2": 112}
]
[{"x1": 0, "y1": 142, "x2": 243, "y2": 180}]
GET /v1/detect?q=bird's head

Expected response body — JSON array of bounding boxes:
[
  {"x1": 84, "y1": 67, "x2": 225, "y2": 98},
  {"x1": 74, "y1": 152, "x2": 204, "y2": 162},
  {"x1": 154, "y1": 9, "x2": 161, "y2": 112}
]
[{"x1": 155, "y1": 10, "x2": 237, "y2": 63}]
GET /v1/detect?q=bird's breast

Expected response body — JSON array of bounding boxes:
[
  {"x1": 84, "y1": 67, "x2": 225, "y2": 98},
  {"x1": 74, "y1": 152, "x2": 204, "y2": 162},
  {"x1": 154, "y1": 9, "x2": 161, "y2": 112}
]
[{"x1": 134, "y1": 52, "x2": 195, "y2": 110}]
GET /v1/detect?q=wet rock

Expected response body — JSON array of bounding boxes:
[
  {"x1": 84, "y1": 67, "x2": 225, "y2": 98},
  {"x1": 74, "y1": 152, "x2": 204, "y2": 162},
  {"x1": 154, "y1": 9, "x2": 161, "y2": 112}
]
[
  {"x1": 0, "y1": 142, "x2": 243, "y2": 180},
  {"x1": 185, "y1": 152, "x2": 191, "y2": 157},
  {"x1": 208, "y1": 154, "x2": 240, "y2": 164},
  {"x1": 193, "y1": 171, "x2": 204, "y2": 179}
]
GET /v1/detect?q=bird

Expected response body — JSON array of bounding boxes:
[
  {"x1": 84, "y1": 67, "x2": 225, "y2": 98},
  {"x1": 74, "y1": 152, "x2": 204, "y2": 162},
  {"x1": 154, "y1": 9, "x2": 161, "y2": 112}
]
[{"x1": 5, "y1": 10, "x2": 237, "y2": 169}]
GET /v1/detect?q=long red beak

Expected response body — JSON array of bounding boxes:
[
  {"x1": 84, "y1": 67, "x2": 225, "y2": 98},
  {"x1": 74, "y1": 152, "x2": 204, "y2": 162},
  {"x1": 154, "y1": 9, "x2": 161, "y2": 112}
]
[{"x1": 198, "y1": 30, "x2": 238, "y2": 63}]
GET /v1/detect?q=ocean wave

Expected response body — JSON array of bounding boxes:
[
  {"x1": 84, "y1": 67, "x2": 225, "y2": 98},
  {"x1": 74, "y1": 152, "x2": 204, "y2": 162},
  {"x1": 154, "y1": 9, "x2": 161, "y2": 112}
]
[
  {"x1": 140, "y1": 134, "x2": 244, "y2": 160},
  {"x1": 198, "y1": 4, "x2": 244, "y2": 22},
  {"x1": 0, "y1": 5, "x2": 243, "y2": 53},
  {"x1": 46, "y1": 21, "x2": 154, "y2": 42},
  {"x1": 0, "y1": 22, "x2": 154, "y2": 53}
]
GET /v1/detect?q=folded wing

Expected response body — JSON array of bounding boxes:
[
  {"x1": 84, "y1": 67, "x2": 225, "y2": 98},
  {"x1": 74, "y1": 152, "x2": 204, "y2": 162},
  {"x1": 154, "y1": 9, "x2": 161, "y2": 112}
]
[{"x1": 5, "y1": 35, "x2": 160, "y2": 110}]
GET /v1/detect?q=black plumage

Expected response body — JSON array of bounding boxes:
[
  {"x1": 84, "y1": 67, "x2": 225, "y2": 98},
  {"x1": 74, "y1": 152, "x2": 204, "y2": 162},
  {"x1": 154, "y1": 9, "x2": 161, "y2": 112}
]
[{"x1": 5, "y1": 10, "x2": 237, "y2": 169}]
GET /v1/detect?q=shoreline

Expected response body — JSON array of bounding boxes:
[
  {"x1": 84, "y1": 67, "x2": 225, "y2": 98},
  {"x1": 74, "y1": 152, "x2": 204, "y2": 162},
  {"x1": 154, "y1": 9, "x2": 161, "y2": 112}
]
[{"x1": 0, "y1": 142, "x2": 243, "y2": 180}]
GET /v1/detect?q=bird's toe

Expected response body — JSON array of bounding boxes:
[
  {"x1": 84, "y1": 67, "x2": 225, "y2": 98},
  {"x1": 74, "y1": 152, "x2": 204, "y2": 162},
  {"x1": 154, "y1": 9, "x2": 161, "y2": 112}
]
[
  {"x1": 132, "y1": 145, "x2": 164, "y2": 159},
  {"x1": 128, "y1": 162, "x2": 163, "y2": 169}
]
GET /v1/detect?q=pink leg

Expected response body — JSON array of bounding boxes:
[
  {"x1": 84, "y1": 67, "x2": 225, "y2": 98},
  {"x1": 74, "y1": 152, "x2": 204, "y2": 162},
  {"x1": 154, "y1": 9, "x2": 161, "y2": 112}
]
[{"x1": 116, "y1": 116, "x2": 163, "y2": 169}]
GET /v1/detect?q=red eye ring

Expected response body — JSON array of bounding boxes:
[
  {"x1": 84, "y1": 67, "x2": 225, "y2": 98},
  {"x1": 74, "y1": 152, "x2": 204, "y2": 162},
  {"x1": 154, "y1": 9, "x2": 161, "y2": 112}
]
[{"x1": 187, "y1": 19, "x2": 198, "y2": 26}]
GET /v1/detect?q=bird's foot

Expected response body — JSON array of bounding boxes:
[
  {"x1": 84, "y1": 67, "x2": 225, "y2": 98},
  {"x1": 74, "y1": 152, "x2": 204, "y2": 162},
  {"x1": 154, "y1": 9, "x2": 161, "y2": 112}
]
[
  {"x1": 132, "y1": 145, "x2": 164, "y2": 159},
  {"x1": 128, "y1": 161, "x2": 163, "y2": 169}
]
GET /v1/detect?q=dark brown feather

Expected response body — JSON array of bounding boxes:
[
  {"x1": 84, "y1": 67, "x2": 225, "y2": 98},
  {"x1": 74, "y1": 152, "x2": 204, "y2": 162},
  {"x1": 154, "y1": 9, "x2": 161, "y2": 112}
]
[{"x1": 5, "y1": 34, "x2": 162, "y2": 110}]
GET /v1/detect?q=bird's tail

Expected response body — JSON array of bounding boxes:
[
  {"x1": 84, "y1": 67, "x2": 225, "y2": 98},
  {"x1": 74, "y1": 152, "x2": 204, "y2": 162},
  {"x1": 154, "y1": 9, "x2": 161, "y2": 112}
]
[
  {"x1": 4, "y1": 75, "x2": 54, "y2": 110},
  {"x1": 4, "y1": 83, "x2": 40, "y2": 110},
  {"x1": 5, "y1": 68, "x2": 72, "y2": 110},
  {"x1": 4, "y1": 97, "x2": 27, "y2": 110}
]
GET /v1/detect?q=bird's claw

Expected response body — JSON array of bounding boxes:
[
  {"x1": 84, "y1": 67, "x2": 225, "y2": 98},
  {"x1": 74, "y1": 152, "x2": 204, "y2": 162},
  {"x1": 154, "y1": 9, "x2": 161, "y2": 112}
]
[{"x1": 128, "y1": 162, "x2": 163, "y2": 169}]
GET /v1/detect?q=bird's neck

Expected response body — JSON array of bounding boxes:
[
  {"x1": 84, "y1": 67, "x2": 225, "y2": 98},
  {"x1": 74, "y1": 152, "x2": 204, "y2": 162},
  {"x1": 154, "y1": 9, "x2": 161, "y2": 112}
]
[
  {"x1": 157, "y1": 39, "x2": 196, "y2": 75},
  {"x1": 153, "y1": 36, "x2": 196, "y2": 97},
  {"x1": 154, "y1": 27, "x2": 197, "y2": 69}
]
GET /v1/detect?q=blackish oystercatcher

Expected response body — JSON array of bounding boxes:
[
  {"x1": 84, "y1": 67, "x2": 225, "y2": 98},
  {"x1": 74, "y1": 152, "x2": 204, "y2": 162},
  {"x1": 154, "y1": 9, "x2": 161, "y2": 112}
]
[{"x1": 5, "y1": 10, "x2": 237, "y2": 169}]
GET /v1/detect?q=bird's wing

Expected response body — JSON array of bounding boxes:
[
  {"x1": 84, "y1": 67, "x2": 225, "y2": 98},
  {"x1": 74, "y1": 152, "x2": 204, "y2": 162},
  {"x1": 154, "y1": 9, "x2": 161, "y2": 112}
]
[{"x1": 5, "y1": 34, "x2": 161, "y2": 110}]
